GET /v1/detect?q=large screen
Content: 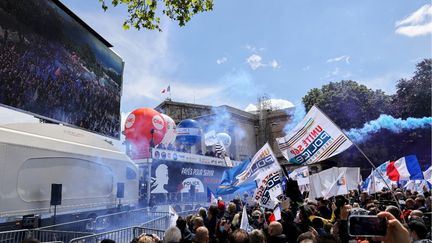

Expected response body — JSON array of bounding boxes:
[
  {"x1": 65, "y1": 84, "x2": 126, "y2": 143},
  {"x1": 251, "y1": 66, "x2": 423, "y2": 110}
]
[{"x1": 0, "y1": 0, "x2": 123, "y2": 139}]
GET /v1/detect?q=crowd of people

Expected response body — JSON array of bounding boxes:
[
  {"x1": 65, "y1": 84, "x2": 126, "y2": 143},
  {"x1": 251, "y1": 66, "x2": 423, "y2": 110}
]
[
  {"x1": 0, "y1": 24, "x2": 121, "y2": 138},
  {"x1": 136, "y1": 187, "x2": 431, "y2": 243}
]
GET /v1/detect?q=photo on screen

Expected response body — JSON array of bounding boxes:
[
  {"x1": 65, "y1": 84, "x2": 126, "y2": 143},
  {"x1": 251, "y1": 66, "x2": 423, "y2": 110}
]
[{"x1": 0, "y1": 0, "x2": 124, "y2": 139}]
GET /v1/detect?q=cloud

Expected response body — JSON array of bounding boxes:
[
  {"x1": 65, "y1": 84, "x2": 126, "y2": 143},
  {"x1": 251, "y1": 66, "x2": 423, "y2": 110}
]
[
  {"x1": 216, "y1": 57, "x2": 228, "y2": 64},
  {"x1": 359, "y1": 72, "x2": 411, "y2": 94},
  {"x1": 245, "y1": 44, "x2": 265, "y2": 52},
  {"x1": 246, "y1": 54, "x2": 264, "y2": 70},
  {"x1": 326, "y1": 55, "x2": 350, "y2": 64},
  {"x1": 244, "y1": 98, "x2": 295, "y2": 112},
  {"x1": 395, "y1": 4, "x2": 432, "y2": 37},
  {"x1": 246, "y1": 54, "x2": 281, "y2": 70},
  {"x1": 269, "y1": 59, "x2": 281, "y2": 69}
]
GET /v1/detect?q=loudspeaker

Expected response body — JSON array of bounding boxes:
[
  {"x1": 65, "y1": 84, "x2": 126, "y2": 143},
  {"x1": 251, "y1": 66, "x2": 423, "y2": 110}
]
[
  {"x1": 50, "y1": 184, "x2": 62, "y2": 206},
  {"x1": 117, "y1": 182, "x2": 125, "y2": 198}
]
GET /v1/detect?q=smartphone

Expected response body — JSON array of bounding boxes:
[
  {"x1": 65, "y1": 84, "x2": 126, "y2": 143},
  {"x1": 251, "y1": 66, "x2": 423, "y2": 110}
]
[{"x1": 348, "y1": 215, "x2": 387, "y2": 237}]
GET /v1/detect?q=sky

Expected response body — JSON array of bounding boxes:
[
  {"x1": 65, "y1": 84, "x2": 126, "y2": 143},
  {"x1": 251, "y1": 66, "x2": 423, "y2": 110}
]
[{"x1": 0, "y1": 0, "x2": 431, "y2": 139}]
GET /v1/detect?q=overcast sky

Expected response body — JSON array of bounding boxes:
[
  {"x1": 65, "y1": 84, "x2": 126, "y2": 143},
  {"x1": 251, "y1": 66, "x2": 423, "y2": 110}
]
[{"x1": 0, "y1": 0, "x2": 430, "y2": 136}]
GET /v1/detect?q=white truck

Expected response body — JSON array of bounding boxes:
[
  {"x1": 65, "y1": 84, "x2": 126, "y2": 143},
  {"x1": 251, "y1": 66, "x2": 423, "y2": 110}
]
[{"x1": 0, "y1": 123, "x2": 139, "y2": 228}]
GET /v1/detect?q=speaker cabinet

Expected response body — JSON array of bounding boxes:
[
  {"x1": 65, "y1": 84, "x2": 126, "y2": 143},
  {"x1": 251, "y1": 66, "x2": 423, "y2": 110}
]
[
  {"x1": 50, "y1": 184, "x2": 62, "y2": 206},
  {"x1": 117, "y1": 182, "x2": 125, "y2": 198}
]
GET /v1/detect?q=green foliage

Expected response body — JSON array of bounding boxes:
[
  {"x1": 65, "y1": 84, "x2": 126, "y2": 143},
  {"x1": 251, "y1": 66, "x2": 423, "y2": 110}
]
[
  {"x1": 393, "y1": 58, "x2": 432, "y2": 119},
  {"x1": 302, "y1": 60, "x2": 432, "y2": 171},
  {"x1": 302, "y1": 80, "x2": 392, "y2": 130},
  {"x1": 98, "y1": 0, "x2": 214, "y2": 31}
]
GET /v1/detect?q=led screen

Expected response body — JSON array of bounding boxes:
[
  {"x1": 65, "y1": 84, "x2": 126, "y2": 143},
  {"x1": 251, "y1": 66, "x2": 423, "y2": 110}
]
[{"x1": 0, "y1": 0, "x2": 123, "y2": 138}]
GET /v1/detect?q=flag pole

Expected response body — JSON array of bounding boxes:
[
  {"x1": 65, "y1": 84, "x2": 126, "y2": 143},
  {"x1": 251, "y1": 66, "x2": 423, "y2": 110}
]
[{"x1": 313, "y1": 105, "x2": 403, "y2": 213}]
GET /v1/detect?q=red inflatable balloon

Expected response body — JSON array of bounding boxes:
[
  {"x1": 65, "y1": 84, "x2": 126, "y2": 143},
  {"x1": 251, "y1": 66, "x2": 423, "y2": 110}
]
[{"x1": 124, "y1": 108, "x2": 167, "y2": 146}]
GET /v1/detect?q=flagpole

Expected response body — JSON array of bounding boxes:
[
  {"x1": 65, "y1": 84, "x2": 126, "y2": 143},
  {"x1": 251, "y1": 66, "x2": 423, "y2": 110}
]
[{"x1": 313, "y1": 105, "x2": 403, "y2": 213}]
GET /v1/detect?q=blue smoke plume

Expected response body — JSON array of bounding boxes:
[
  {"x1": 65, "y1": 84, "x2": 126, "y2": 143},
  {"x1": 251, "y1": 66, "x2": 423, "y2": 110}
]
[
  {"x1": 346, "y1": 115, "x2": 432, "y2": 143},
  {"x1": 283, "y1": 104, "x2": 306, "y2": 135}
]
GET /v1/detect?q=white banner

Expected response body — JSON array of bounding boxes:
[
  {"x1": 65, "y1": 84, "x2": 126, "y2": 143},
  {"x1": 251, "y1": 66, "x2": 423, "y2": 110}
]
[
  {"x1": 308, "y1": 167, "x2": 360, "y2": 200},
  {"x1": 235, "y1": 143, "x2": 282, "y2": 185},
  {"x1": 253, "y1": 171, "x2": 283, "y2": 209},
  {"x1": 152, "y1": 148, "x2": 234, "y2": 167},
  {"x1": 288, "y1": 166, "x2": 310, "y2": 186},
  {"x1": 276, "y1": 106, "x2": 352, "y2": 165}
]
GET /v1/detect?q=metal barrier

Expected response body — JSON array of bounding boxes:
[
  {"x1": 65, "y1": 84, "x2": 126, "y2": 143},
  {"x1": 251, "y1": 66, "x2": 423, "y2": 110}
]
[
  {"x1": 140, "y1": 214, "x2": 170, "y2": 231},
  {"x1": 37, "y1": 219, "x2": 94, "y2": 232},
  {"x1": 94, "y1": 209, "x2": 169, "y2": 231},
  {"x1": 0, "y1": 229, "x2": 31, "y2": 243},
  {"x1": 32, "y1": 230, "x2": 92, "y2": 243},
  {"x1": 69, "y1": 226, "x2": 164, "y2": 243}
]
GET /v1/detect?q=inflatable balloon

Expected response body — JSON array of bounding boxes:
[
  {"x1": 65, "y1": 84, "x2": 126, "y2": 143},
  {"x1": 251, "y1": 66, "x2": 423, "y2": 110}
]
[
  {"x1": 124, "y1": 108, "x2": 166, "y2": 146},
  {"x1": 160, "y1": 114, "x2": 177, "y2": 145},
  {"x1": 176, "y1": 119, "x2": 202, "y2": 145},
  {"x1": 216, "y1": 132, "x2": 231, "y2": 147}
]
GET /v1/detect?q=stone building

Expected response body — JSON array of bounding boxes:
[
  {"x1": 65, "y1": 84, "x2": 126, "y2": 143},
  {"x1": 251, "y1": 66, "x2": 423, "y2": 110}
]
[{"x1": 155, "y1": 99, "x2": 294, "y2": 164}]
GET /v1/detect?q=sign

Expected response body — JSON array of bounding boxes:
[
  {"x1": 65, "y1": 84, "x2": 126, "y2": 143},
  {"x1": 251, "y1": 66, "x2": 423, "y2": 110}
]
[
  {"x1": 151, "y1": 148, "x2": 233, "y2": 167},
  {"x1": 276, "y1": 106, "x2": 352, "y2": 165}
]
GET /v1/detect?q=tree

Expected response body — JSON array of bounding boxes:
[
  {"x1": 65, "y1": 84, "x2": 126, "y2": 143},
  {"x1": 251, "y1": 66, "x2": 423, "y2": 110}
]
[
  {"x1": 302, "y1": 80, "x2": 392, "y2": 130},
  {"x1": 393, "y1": 58, "x2": 432, "y2": 119},
  {"x1": 98, "y1": 0, "x2": 214, "y2": 31}
]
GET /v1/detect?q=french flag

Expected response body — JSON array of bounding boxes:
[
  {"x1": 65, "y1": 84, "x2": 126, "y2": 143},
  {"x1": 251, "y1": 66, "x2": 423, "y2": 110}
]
[
  {"x1": 386, "y1": 155, "x2": 423, "y2": 181},
  {"x1": 207, "y1": 187, "x2": 217, "y2": 205}
]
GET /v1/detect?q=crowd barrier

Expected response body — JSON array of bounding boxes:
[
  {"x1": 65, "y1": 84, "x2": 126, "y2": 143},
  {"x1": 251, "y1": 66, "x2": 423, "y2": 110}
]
[
  {"x1": 0, "y1": 209, "x2": 194, "y2": 243},
  {"x1": 94, "y1": 208, "x2": 169, "y2": 231},
  {"x1": 69, "y1": 226, "x2": 164, "y2": 243},
  {"x1": 0, "y1": 229, "x2": 31, "y2": 243},
  {"x1": 37, "y1": 219, "x2": 94, "y2": 232},
  {"x1": 31, "y1": 230, "x2": 92, "y2": 243}
]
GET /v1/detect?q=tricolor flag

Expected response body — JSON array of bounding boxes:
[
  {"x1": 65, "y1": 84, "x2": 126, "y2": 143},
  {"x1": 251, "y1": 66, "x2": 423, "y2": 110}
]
[
  {"x1": 268, "y1": 205, "x2": 281, "y2": 222},
  {"x1": 386, "y1": 155, "x2": 423, "y2": 181},
  {"x1": 207, "y1": 187, "x2": 218, "y2": 205},
  {"x1": 362, "y1": 155, "x2": 422, "y2": 194},
  {"x1": 276, "y1": 106, "x2": 352, "y2": 165},
  {"x1": 424, "y1": 166, "x2": 432, "y2": 186},
  {"x1": 161, "y1": 85, "x2": 171, "y2": 93}
]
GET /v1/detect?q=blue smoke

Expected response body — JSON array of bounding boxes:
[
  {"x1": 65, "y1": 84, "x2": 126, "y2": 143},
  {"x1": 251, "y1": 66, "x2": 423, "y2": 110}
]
[
  {"x1": 283, "y1": 104, "x2": 306, "y2": 135},
  {"x1": 346, "y1": 115, "x2": 432, "y2": 143}
]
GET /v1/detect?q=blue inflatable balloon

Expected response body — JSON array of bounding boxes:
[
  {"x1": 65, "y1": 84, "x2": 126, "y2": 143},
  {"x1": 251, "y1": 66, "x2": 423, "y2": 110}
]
[{"x1": 176, "y1": 119, "x2": 202, "y2": 145}]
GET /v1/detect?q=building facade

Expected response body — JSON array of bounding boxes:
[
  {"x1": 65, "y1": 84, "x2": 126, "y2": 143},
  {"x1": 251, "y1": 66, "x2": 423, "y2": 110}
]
[{"x1": 155, "y1": 99, "x2": 294, "y2": 164}]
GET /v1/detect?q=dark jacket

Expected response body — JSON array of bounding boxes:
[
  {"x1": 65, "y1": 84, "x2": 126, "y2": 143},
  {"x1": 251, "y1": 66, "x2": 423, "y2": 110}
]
[{"x1": 268, "y1": 234, "x2": 289, "y2": 243}]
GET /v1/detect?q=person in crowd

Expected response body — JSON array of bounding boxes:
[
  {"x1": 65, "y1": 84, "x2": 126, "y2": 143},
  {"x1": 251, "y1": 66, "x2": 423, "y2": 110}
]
[
  {"x1": 229, "y1": 229, "x2": 249, "y2": 243},
  {"x1": 296, "y1": 232, "x2": 317, "y2": 243},
  {"x1": 193, "y1": 226, "x2": 209, "y2": 243},
  {"x1": 267, "y1": 221, "x2": 288, "y2": 243},
  {"x1": 193, "y1": 216, "x2": 205, "y2": 233},
  {"x1": 198, "y1": 207, "x2": 208, "y2": 221},
  {"x1": 249, "y1": 229, "x2": 266, "y2": 243},
  {"x1": 137, "y1": 234, "x2": 160, "y2": 243},
  {"x1": 205, "y1": 205, "x2": 219, "y2": 240},
  {"x1": 177, "y1": 217, "x2": 194, "y2": 242},
  {"x1": 408, "y1": 219, "x2": 432, "y2": 243},
  {"x1": 415, "y1": 196, "x2": 427, "y2": 212},
  {"x1": 164, "y1": 226, "x2": 182, "y2": 243},
  {"x1": 385, "y1": 205, "x2": 402, "y2": 221}
]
